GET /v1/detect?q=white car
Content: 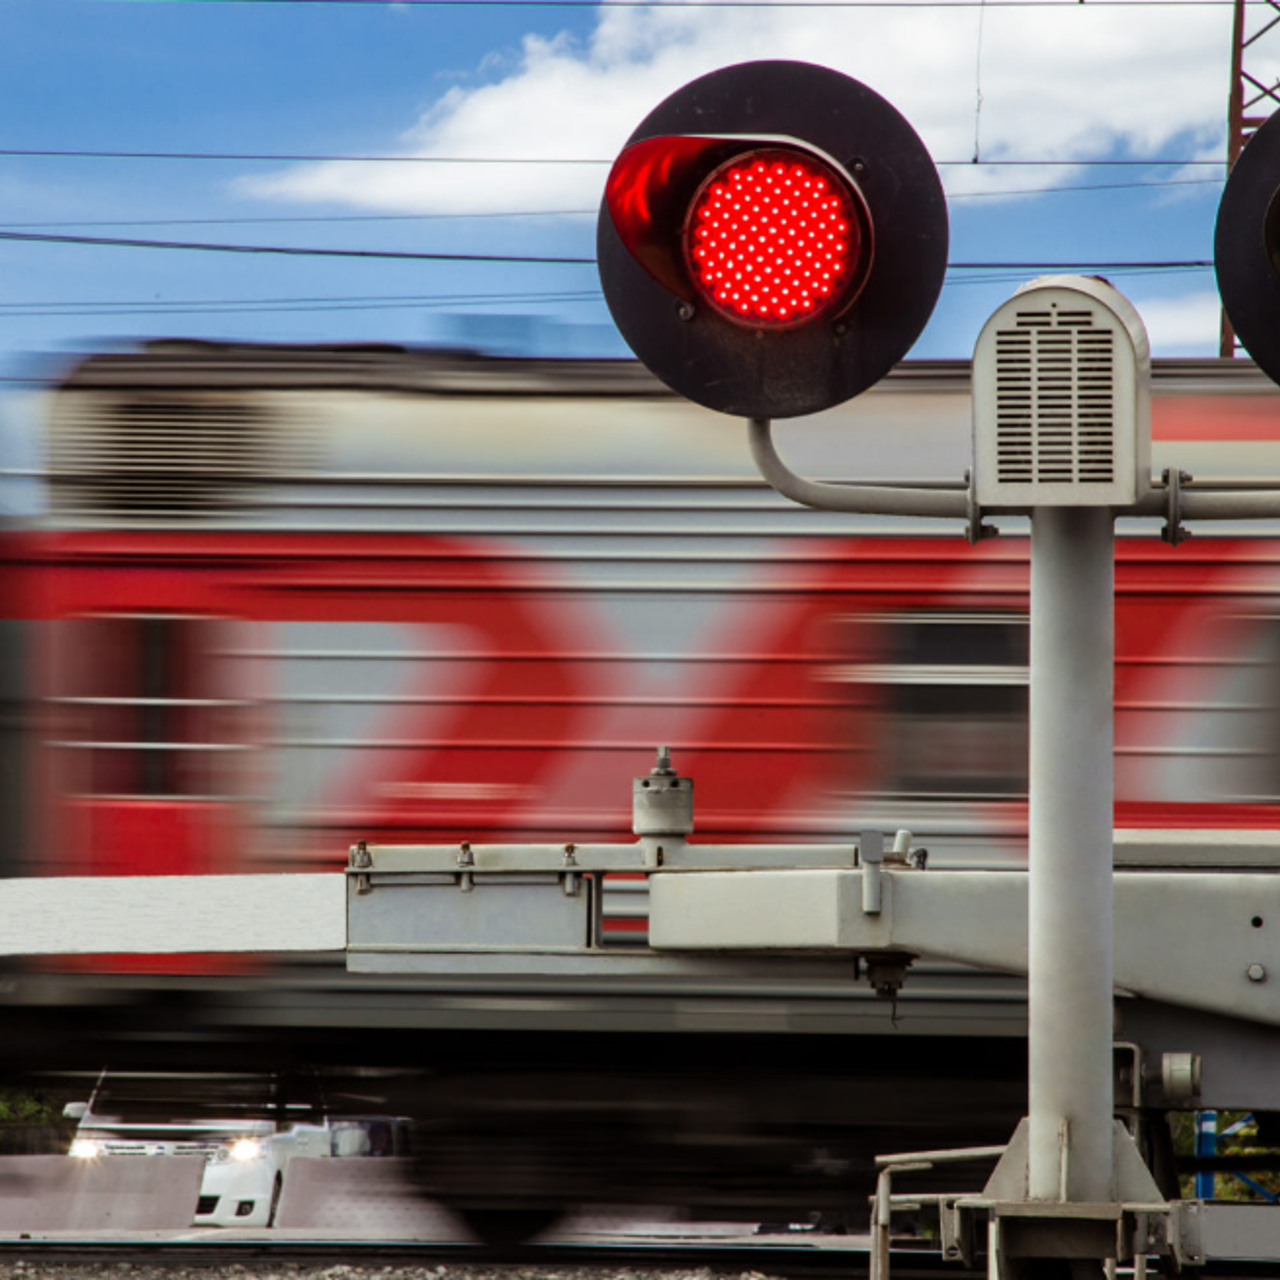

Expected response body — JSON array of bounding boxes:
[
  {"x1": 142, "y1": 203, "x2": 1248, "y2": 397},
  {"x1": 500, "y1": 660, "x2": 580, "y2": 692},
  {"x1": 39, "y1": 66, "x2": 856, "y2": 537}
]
[
  {"x1": 65, "y1": 1093, "x2": 408, "y2": 1227},
  {"x1": 66, "y1": 1106, "x2": 319, "y2": 1226}
]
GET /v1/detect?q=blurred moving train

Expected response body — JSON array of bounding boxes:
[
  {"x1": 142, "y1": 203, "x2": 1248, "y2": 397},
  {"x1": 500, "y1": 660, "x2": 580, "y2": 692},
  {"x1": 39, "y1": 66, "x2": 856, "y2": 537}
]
[
  {"x1": 6, "y1": 342, "x2": 1280, "y2": 887},
  {"x1": 3, "y1": 340, "x2": 1280, "y2": 1230}
]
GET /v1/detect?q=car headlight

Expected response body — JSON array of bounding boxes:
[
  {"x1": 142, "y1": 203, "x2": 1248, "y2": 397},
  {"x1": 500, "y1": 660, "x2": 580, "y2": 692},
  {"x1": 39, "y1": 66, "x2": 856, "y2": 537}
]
[
  {"x1": 68, "y1": 1138, "x2": 99, "y2": 1159},
  {"x1": 229, "y1": 1137, "x2": 263, "y2": 1162}
]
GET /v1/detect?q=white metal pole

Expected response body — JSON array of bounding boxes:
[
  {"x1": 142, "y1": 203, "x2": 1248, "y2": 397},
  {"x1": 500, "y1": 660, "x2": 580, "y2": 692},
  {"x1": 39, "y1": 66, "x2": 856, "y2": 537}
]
[{"x1": 1028, "y1": 506, "x2": 1115, "y2": 1202}]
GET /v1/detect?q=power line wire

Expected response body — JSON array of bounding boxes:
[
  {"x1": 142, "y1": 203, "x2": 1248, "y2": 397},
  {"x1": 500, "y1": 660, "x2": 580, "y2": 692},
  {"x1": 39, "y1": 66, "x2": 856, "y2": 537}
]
[
  {"x1": 59, "y1": 0, "x2": 1274, "y2": 7},
  {"x1": 0, "y1": 289, "x2": 600, "y2": 309},
  {"x1": 949, "y1": 259, "x2": 1212, "y2": 268},
  {"x1": 945, "y1": 264, "x2": 1211, "y2": 283},
  {"x1": 0, "y1": 212, "x2": 594, "y2": 229},
  {"x1": 0, "y1": 146, "x2": 1228, "y2": 167},
  {"x1": 0, "y1": 229, "x2": 596, "y2": 264},
  {"x1": 0, "y1": 291, "x2": 602, "y2": 318},
  {"x1": 0, "y1": 149, "x2": 606, "y2": 164},
  {"x1": 0, "y1": 178, "x2": 1225, "y2": 237},
  {"x1": 0, "y1": 226, "x2": 1215, "y2": 271},
  {"x1": 0, "y1": 258, "x2": 1215, "y2": 317},
  {"x1": 949, "y1": 177, "x2": 1222, "y2": 197}
]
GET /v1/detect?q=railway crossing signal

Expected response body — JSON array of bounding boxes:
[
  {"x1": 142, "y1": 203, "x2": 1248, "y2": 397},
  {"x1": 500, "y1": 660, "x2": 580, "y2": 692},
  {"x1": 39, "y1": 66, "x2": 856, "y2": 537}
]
[
  {"x1": 1216, "y1": 106, "x2": 1280, "y2": 384},
  {"x1": 597, "y1": 60, "x2": 949, "y2": 418}
]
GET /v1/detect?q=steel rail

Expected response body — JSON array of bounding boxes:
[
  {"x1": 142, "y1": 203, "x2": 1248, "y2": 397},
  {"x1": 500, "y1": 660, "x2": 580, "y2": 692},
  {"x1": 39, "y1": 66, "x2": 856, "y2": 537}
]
[{"x1": 0, "y1": 1235, "x2": 978, "y2": 1277}]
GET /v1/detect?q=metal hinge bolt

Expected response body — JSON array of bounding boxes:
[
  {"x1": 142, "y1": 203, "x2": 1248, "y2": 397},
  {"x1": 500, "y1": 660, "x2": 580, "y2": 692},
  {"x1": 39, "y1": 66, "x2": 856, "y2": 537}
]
[{"x1": 350, "y1": 841, "x2": 372, "y2": 895}]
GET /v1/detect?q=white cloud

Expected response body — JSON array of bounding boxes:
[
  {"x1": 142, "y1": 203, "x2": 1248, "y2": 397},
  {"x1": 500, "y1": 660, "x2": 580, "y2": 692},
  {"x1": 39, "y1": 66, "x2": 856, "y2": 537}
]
[
  {"x1": 238, "y1": 0, "x2": 1234, "y2": 216},
  {"x1": 1133, "y1": 289, "x2": 1222, "y2": 351}
]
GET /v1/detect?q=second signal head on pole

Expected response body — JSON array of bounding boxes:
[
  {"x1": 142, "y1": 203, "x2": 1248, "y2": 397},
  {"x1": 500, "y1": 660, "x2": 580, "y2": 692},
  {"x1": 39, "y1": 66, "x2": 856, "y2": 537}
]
[
  {"x1": 597, "y1": 60, "x2": 949, "y2": 419},
  {"x1": 1217, "y1": 108, "x2": 1280, "y2": 386}
]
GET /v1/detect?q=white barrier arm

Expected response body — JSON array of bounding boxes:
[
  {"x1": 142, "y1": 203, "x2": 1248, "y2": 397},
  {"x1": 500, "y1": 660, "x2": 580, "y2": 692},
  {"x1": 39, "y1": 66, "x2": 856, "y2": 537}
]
[{"x1": 0, "y1": 873, "x2": 346, "y2": 955}]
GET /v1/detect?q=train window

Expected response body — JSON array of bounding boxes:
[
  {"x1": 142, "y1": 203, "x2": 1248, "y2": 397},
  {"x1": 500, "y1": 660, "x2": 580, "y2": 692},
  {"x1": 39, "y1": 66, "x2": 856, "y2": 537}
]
[
  {"x1": 50, "y1": 615, "x2": 239, "y2": 799},
  {"x1": 1113, "y1": 609, "x2": 1280, "y2": 808},
  {"x1": 825, "y1": 612, "x2": 1028, "y2": 801}
]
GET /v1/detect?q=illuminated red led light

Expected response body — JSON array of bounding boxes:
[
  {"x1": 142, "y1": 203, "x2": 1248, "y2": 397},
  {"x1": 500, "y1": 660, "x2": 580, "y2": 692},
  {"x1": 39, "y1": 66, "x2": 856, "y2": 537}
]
[{"x1": 684, "y1": 149, "x2": 865, "y2": 328}]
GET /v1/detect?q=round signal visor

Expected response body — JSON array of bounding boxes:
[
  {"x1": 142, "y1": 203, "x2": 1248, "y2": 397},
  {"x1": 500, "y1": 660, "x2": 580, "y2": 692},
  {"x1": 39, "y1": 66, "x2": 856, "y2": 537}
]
[{"x1": 683, "y1": 147, "x2": 870, "y2": 329}]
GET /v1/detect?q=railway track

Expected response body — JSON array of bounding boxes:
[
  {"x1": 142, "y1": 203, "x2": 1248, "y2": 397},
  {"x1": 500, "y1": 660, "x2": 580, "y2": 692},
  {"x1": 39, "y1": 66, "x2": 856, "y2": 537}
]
[
  {"x1": 0, "y1": 1236, "x2": 1275, "y2": 1278},
  {"x1": 0, "y1": 1236, "x2": 974, "y2": 1277}
]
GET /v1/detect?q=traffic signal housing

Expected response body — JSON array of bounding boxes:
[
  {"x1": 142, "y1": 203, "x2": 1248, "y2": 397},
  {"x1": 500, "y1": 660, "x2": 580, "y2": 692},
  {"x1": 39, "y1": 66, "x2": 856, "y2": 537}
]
[
  {"x1": 1217, "y1": 107, "x2": 1280, "y2": 385},
  {"x1": 597, "y1": 60, "x2": 949, "y2": 419}
]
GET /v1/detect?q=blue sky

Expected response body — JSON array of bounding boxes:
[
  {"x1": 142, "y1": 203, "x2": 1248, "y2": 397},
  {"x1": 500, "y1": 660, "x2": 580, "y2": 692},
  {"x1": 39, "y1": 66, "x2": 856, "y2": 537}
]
[{"x1": 0, "y1": 0, "x2": 1256, "y2": 392}]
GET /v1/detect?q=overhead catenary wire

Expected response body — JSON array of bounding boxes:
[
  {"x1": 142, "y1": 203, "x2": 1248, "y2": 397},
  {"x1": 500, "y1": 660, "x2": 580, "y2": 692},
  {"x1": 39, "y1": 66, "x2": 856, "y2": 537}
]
[
  {"x1": 0, "y1": 178, "x2": 1228, "y2": 234},
  {"x1": 0, "y1": 227, "x2": 1214, "y2": 272},
  {"x1": 0, "y1": 258, "x2": 1213, "y2": 319},
  {"x1": 0, "y1": 229, "x2": 596, "y2": 264},
  {"x1": 58, "y1": 0, "x2": 1280, "y2": 7},
  {"x1": 0, "y1": 289, "x2": 602, "y2": 310},
  {"x1": 0, "y1": 291, "x2": 602, "y2": 318},
  {"x1": 0, "y1": 264, "x2": 1213, "y2": 318},
  {"x1": 0, "y1": 212, "x2": 600, "y2": 229},
  {"x1": 0, "y1": 147, "x2": 1230, "y2": 167}
]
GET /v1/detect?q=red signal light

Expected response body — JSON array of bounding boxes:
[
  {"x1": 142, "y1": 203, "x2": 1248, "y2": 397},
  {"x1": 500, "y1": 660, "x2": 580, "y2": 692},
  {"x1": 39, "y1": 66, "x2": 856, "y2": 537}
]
[
  {"x1": 596, "y1": 60, "x2": 948, "y2": 419},
  {"x1": 685, "y1": 149, "x2": 868, "y2": 328}
]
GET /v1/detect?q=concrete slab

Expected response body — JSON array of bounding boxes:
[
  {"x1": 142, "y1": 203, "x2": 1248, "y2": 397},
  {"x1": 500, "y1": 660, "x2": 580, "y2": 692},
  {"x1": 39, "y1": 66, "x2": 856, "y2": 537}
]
[
  {"x1": 275, "y1": 1157, "x2": 465, "y2": 1235},
  {"x1": 0, "y1": 1156, "x2": 204, "y2": 1229}
]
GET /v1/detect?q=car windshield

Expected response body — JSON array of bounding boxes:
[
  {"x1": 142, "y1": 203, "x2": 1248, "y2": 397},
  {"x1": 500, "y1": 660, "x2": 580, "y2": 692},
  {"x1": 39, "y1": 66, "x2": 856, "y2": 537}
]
[
  {"x1": 71, "y1": 1070, "x2": 323, "y2": 1128},
  {"x1": 329, "y1": 1119, "x2": 399, "y2": 1156}
]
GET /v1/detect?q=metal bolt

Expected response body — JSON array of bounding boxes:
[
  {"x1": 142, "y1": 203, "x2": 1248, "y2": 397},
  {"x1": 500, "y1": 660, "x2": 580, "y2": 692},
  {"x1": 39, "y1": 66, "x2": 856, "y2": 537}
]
[
  {"x1": 677, "y1": 303, "x2": 695, "y2": 322},
  {"x1": 563, "y1": 843, "x2": 577, "y2": 866},
  {"x1": 458, "y1": 841, "x2": 475, "y2": 892},
  {"x1": 1247, "y1": 962, "x2": 1267, "y2": 983},
  {"x1": 351, "y1": 841, "x2": 372, "y2": 894}
]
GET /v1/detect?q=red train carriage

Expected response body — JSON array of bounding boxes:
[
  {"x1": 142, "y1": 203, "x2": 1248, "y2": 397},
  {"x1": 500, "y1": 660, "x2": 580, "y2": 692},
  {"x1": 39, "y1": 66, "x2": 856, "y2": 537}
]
[{"x1": 5, "y1": 343, "x2": 1280, "y2": 958}]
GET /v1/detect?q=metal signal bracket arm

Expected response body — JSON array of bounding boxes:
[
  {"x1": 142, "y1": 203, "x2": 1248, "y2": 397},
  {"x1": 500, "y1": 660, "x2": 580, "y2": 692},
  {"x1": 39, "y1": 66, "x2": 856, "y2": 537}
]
[
  {"x1": 747, "y1": 416, "x2": 987, "y2": 532},
  {"x1": 343, "y1": 747, "x2": 876, "y2": 979},
  {"x1": 750, "y1": 418, "x2": 1280, "y2": 539}
]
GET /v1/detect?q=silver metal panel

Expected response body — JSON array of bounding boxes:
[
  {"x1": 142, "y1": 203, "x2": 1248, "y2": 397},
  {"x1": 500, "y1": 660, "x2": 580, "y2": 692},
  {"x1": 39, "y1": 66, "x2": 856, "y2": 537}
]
[
  {"x1": 648, "y1": 867, "x2": 1280, "y2": 1027},
  {"x1": 1117, "y1": 999, "x2": 1280, "y2": 1110},
  {"x1": 347, "y1": 873, "x2": 594, "y2": 950},
  {"x1": 358, "y1": 840, "x2": 857, "y2": 874},
  {"x1": 1115, "y1": 828, "x2": 1280, "y2": 867},
  {"x1": 346, "y1": 950, "x2": 854, "y2": 979},
  {"x1": 1202, "y1": 1202, "x2": 1280, "y2": 1261}
]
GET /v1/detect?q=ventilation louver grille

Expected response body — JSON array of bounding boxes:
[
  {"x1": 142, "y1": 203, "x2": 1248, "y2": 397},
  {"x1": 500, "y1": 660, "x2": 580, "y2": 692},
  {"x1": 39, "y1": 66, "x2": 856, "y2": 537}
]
[
  {"x1": 973, "y1": 277, "x2": 1148, "y2": 508},
  {"x1": 993, "y1": 308, "x2": 1116, "y2": 488},
  {"x1": 51, "y1": 394, "x2": 296, "y2": 521}
]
